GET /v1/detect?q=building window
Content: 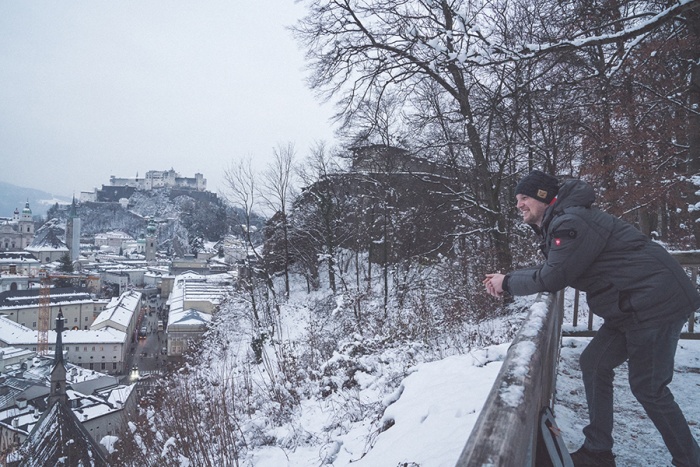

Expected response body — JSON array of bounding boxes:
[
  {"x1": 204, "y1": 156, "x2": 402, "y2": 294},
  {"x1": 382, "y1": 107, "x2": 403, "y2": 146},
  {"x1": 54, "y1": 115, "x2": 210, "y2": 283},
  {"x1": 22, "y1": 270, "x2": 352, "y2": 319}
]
[
  {"x1": 74, "y1": 317, "x2": 78, "y2": 323},
  {"x1": 101, "y1": 363, "x2": 106, "y2": 370},
  {"x1": 92, "y1": 346, "x2": 95, "y2": 351},
  {"x1": 84, "y1": 346, "x2": 87, "y2": 351},
  {"x1": 113, "y1": 363, "x2": 117, "y2": 370},
  {"x1": 75, "y1": 347, "x2": 79, "y2": 351},
  {"x1": 32, "y1": 322, "x2": 36, "y2": 327}
]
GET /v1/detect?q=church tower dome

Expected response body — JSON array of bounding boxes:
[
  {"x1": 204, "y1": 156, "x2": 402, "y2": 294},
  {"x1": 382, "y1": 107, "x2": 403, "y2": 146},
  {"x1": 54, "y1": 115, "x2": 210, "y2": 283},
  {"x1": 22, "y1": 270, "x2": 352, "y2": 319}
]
[
  {"x1": 18, "y1": 201, "x2": 34, "y2": 243},
  {"x1": 145, "y1": 218, "x2": 157, "y2": 263},
  {"x1": 20, "y1": 201, "x2": 32, "y2": 222}
]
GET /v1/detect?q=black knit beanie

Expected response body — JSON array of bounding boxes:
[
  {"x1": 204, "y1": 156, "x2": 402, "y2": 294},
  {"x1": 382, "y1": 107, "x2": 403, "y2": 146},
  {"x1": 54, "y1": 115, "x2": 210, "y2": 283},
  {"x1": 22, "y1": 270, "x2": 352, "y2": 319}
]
[{"x1": 515, "y1": 170, "x2": 559, "y2": 204}]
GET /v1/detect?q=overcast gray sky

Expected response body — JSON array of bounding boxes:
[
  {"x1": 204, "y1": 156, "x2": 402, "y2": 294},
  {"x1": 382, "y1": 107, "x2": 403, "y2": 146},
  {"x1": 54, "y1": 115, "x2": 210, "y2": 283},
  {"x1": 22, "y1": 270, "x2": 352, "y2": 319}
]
[{"x1": 0, "y1": 1, "x2": 336, "y2": 198}]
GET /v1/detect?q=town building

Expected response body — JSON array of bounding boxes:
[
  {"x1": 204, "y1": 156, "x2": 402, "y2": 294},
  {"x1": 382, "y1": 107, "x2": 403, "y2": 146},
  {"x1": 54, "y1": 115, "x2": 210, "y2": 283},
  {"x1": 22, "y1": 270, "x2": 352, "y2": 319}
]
[
  {"x1": 0, "y1": 276, "x2": 30, "y2": 294},
  {"x1": 0, "y1": 347, "x2": 35, "y2": 372},
  {"x1": 0, "y1": 289, "x2": 141, "y2": 375},
  {"x1": 90, "y1": 290, "x2": 142, "y2": 346},
  {"x1": 101, "y1": 268, "x2": 148, "y2": 295},
  {"x1": 165, "y1": 272, "x2": 233, "y2": 357},
  {"x1": 0, "y1": 203, "x2": 35, "y2": 253},
  {"x1": 0, "y1": 317, "x2": 128, "y2": 374},
  {"x1": 0, "y1": 287, "x2": 108, "y2": 331},
  {"x1": 170, "y1": 254, "x2": 209, "y2": 275},
  {"x1": 25, "y1": 229, "x2": 68, "y2": 264},
  {"x1": 94, "y1": 230, "x2": 134, "y2": 252},
  {"x1": 0, "y1": 252, "x2": 41, "y2": 278}
]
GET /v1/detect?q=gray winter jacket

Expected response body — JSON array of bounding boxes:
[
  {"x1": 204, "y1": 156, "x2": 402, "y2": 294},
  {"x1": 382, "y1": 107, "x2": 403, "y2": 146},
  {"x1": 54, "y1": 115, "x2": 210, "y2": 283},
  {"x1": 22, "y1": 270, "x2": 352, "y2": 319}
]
[{"x1": 503, "y1": 179, "x2": 700, "y2": 329}]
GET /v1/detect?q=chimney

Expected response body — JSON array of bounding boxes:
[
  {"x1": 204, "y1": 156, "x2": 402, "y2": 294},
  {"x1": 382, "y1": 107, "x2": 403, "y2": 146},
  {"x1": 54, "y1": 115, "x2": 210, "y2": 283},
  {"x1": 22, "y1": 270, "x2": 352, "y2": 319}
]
[{"x1": 16, "y1": 397, "x2": 27, "y2": 409}]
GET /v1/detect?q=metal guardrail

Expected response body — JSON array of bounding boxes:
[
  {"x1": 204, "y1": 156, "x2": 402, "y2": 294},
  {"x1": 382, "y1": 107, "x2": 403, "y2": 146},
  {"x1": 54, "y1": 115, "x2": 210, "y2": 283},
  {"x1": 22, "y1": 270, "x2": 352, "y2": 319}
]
[
  {"x1": 567, "y1": 250, "x2": 700, "y2": 339},
  {"x1": 456, "y1": 290, "x2": 565, "y2": 466}
]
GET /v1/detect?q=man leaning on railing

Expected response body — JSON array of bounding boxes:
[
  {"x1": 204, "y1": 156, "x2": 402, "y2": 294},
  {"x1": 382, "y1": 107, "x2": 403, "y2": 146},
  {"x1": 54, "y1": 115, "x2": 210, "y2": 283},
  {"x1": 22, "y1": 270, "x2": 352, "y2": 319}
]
[{"x1": 483, "y1": 170, "x2": 700, "y2": 467}]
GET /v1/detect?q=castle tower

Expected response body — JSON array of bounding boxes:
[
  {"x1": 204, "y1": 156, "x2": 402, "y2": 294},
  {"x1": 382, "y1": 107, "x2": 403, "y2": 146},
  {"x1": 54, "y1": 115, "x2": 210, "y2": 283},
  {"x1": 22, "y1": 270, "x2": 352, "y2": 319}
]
[
  {"x1": 145, "y1": 218, "x2": 157, "y2": 262},
  {"x1": 65, "y1": 197, "x2": 81, "y2": 262}
]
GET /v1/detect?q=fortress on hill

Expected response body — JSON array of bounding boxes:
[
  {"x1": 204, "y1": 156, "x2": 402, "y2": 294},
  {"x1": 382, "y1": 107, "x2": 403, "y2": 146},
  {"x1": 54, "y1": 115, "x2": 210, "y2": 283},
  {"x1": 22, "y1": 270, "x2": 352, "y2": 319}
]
[
  {"x1": 108, "y1": 169, "x2": 206, "y2": 192},
  {"x1": 80, "y1": 169, "x2": 207, "y2": 203}
]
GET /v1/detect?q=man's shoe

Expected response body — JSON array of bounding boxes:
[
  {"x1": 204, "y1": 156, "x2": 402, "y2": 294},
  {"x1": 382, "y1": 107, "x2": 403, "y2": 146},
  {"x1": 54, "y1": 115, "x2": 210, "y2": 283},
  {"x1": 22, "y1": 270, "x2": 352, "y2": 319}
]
[{"x1": 570, "y1": 445, "x2": 616, "y2": 467}]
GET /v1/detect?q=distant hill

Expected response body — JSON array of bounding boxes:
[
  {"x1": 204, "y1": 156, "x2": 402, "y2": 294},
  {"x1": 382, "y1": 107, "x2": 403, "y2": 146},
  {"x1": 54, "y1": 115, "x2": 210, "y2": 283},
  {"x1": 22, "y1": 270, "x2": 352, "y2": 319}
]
[{"x1": 0, "y1": 181, "x2": 71, "y2": 218}]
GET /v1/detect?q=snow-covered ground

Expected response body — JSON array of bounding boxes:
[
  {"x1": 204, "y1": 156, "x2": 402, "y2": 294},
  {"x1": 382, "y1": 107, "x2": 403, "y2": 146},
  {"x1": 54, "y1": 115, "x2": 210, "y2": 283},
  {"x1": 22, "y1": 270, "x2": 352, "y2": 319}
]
[
  {"x1": 556, "y1": 336, "x2": 700, "y2": 466},
  {"x1": 242, "y1": 296, "x2": 700, "y2": 467},
  {"x1": 245, "y1": 337, "x2": 700, "y2": 467},
  {"x1": 246, "y1": 344, "x2": 509, "y2": 467}
]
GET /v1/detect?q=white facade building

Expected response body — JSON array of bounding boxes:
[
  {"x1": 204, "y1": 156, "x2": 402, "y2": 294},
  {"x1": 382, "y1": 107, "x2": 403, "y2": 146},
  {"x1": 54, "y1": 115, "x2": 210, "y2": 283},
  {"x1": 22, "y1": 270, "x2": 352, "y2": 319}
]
[
  {"x1": 0, "y1": 289, "x2": 108, "y2": 331},
  {"x1": 91, "y1": 290, "x2": 142, "y2": 346},
  {"x1": 0, "y1": 317, "x2": 128, "y2": 374},
  {"x1": 94, "y1": 231, "x2": 134, "y2": 251},
  {"x1": 0, "y1": 202, "x2": 35, "y2": 252},
  {"x1": 0, "y1": 275, "x2": 30, "y2": 293},
  {"x1": 165, "y1": 272, "x2": 233, "y2": 357},
  {"x1": 0, "y1": 252, "x2": 41, "y2": 277}
]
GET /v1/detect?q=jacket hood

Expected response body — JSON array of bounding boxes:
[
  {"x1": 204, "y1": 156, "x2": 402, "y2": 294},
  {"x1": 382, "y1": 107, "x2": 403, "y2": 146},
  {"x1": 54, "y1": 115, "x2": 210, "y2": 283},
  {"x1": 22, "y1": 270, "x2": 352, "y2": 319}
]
[
  {"x1": 540, "y1": 179, "x2": 595, "y2": 231},
  {"x1": 552, "y1": 179, "x2": 595, "y2": 212}
]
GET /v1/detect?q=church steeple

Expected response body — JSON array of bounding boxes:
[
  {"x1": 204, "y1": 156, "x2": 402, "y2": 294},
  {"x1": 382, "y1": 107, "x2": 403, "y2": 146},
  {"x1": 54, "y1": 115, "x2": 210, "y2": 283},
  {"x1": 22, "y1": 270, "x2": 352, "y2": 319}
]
[
  {"x1": 145, "y1": 218, "x2": 157, "y2": 263},
  {"x1": 49, "y1": 309, "x2": 67, "y2": 406}
]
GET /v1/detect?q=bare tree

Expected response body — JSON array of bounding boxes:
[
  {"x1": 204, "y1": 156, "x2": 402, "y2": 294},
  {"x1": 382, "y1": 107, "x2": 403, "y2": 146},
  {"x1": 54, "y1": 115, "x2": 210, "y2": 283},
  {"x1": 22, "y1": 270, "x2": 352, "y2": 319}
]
[
  {"x1": 294, "y1": 0, "x2": 700, "y2": 260},
  {"x1": 293, "y1": 142, "x2": 347, "y2": 293},
  {"x1": 259, "y1": 143, "x2": 297, "y2": 299},
  {"x1": 224, "y1": 158, "x2": 282, "y2": 346},
  {"x1": 293, "y1": 0, "x2": 516, "y2": 271}
]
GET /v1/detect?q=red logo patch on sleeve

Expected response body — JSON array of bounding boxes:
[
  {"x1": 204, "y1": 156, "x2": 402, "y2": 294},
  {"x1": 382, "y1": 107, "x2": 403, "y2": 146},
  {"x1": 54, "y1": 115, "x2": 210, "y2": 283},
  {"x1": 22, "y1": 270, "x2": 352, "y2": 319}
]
[{"x1": 551, "y1": 229, "x2": 577, "y2": 247}]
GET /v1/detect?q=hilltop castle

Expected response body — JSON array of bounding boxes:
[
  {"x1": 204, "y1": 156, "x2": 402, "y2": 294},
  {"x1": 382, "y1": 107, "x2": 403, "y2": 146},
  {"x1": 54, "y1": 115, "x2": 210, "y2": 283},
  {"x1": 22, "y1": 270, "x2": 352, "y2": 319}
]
[{"x1": 80, "y1": 169, "x2": 206, "y2": 202}]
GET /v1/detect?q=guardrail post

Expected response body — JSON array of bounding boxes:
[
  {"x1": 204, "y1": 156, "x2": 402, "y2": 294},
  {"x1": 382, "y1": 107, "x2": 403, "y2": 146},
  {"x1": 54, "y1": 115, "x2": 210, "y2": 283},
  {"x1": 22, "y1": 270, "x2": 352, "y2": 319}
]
[{"x1": 690, "y1": 266, "x2": 697, "y2": 334}]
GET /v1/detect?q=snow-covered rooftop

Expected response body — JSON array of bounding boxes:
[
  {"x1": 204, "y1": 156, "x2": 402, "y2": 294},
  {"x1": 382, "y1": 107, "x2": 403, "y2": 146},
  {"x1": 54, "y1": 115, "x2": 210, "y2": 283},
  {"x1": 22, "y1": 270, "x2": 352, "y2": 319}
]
[
  {"x1": 168, "y1": 308, "x2": 212, "y2": 327},
  {"x1": 0, "y1": 289, "x2": 96, "y2": 310},
  {"x1": 0, "y1": 316, "x2": 126, "y2": 346},
  {"x1": 166, "y1": 272, "x2": 233, "y2": 329},
  {"x1": 91, "y1": 290, "x2": 141, "y2": 330}
]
